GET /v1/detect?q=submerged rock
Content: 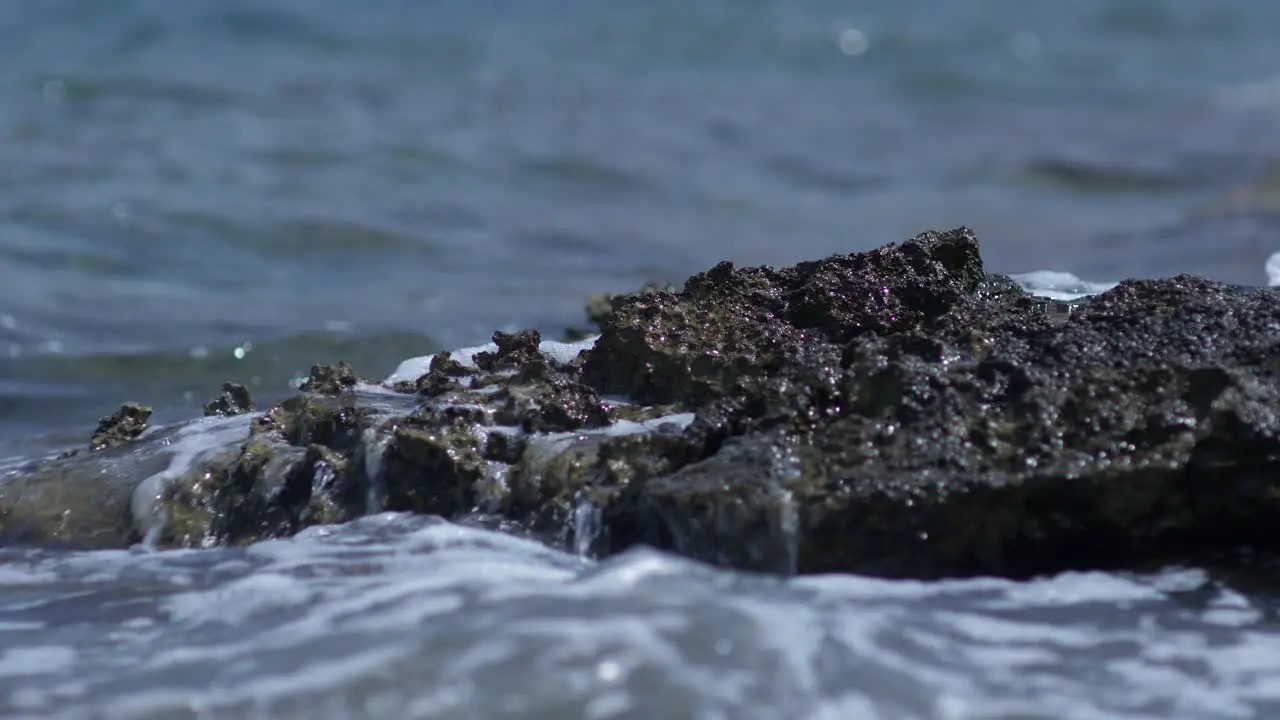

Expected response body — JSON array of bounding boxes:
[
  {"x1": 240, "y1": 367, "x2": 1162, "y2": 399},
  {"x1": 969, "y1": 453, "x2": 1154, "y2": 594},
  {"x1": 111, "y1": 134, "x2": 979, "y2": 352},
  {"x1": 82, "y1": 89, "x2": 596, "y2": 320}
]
[{"x1": 6, "y1": 226, "x2": 1280, "y2": 581}]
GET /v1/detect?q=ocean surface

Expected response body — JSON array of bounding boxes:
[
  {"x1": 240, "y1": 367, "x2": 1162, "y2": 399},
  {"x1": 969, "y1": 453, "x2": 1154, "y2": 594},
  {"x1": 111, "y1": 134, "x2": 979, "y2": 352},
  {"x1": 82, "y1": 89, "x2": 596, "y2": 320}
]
[{"x1": 3, "y1": 1, "x2": 1280, "y2": 717}]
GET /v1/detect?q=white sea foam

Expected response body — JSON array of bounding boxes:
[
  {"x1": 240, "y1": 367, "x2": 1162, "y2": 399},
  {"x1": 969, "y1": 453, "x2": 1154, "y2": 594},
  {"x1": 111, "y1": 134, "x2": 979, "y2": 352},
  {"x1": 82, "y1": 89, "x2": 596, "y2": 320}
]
[
  {"x1": 1017, "y1": 254, "x2": 1280, "y2": 298},
  {"x1": 1266, "y1": 251, "x2": 1280, "y2": 287},
  {"x1": 117, "y1": 331, "x2": 674, "y2": 550},
  {"x1": 385, "y1": 336, "x2": 599, "y2": 386},
  {"x1": 1010, "y1": 270, "x2": 1118, "y2": 301}
]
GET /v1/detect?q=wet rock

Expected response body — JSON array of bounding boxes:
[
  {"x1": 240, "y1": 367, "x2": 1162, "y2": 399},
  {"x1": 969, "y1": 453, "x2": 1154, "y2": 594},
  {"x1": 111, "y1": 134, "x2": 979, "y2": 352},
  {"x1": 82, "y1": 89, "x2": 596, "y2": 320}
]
[
  {"x1": 0, "y1": 446, "x2": 151, "y2": 547},
  {"x1": 382, "y1": 421, "x2": 485, "y2": 517},
  {"x1": 570, "y1": 227, "x2": 1280, "y2": 578},
  {"x1": 13, "y1": 226, "x2": 1280, "y2": 582},
  {"x1": 580, "y1": 228, "x2": 986, "y2": 406},
  {"x1": 391, "y1": 351, "x2": 479, "y2": 395},
  {"x1": 90, "y1": 402, "x2": 152, "y2": 451},
  {"x1": 563, "y1": 281, "x2": 679, "y2": 341},
  {"x1": 2, "y1": 417, "x2": 251, "y2": 548},
  {"x1": 203, "y1": 382, "x2": 254, "y2": 417},
  {"x1": 251, "y1": 394, "x2": 369, "y2": 451},
  {"x1": 300, "y1": 361, "x2": 359, "y2": 395},
  {"x1": 157, "y1": 439, "x2": 360, "y2": 548},
  {"x1": 492, "y1": 376, "x2": 613, "y2": 433},
  {"x1": 475, "y1": 330, "x2": 546, "y2": 373}
]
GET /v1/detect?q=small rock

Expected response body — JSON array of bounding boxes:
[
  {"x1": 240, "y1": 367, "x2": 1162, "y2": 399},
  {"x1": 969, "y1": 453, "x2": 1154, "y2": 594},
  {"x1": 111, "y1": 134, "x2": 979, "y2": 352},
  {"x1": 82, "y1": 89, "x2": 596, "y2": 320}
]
[
  {"x1": 300, "y1": 361, "x2": 359, "y2": 395},
  {"x1": 89, "y1": 402, "x2": 152, "y2": 452},
  {"x1": 203, "y1": 382, "x2": 255, "y2": 417},
  {"x1": 474, "y1": 330, "x2": 544, "y2": 372}
]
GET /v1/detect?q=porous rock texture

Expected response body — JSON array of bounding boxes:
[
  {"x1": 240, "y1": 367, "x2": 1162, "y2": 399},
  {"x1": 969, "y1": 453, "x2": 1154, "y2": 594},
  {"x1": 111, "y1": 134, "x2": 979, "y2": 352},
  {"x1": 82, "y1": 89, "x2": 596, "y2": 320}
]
[{"x1": 4, "y1": 227, "x2": 1280, "y2": 580}]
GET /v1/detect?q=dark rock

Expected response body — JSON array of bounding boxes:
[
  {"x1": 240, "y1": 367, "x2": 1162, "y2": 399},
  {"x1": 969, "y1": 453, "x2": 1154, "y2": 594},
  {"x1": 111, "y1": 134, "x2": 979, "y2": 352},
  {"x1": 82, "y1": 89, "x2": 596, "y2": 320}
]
[
  {"x1": 90, "y1": 402, "x2": 152, "y2": 451},
  {"x1": 0, "y1": 444, "x2": 156, "y2": 547},
  {"x1": 563, "y1": 281, "x2": 679, "y2": 341},
  {"x1": 391, "y1": 351, "x2": 480, "y2": 396},
  {"x1": 158, "y1": 440, "x2": 360, "y2": 548},
  {"x1": 203, "y1": 382, "x2": 254, "y2": 417},
  {"x1": 13, "y1": 226, "x2": 1280, "y2": 583},
  {"x1": 382, "y1": 421, "x2": 485, "y2": 517},
  {"x1": 492, "y1": 376, "x2": 613, "y2": 433},
  {"x1": 251, "y1": 394, "x2": 369, "y2": 451},
  {"x1": 300, "y1": 361, "x2": 359, "y2": 395},
  {"x1": 580, "y1": 228, "x2": 987, "y2": 407},
  {"x1": 474, "y1": 330, "x2": 546, "y2": 373}
]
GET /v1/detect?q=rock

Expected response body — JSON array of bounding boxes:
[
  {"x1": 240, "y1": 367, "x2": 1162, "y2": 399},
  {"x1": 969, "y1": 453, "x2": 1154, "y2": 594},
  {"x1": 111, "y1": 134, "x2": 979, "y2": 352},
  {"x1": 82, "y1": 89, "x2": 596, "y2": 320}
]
[
  {"x1": 383, "y1": 422, "x2": 485, "y2": 517},
  {"x1": 250, "y1": 393, "x2": 370, "y2": 450},
  {"x1": 0, "y1": 446, "x2": 152, "y2": 547},
  {"x1": 299, "y1": 361, "x2": 359, "y2": 395},
  {"x1": 90, "y1": 402, "x2": 152, "y2": 451},
  {"x1": 474, "y1": 330, "x2": 546, "y2": 373},
  {"x1": 2, "y1": 417, "x2": 246, "y2": 548},
  {"x1": 8, "y1": 226, "x2": 1280, "y2": 582},
  {"x1": 157, "y1": 439, "x2": 356, "y2": 548},
  {"x1": 580, "y1": 227, "x2": 987, "y2": 406},
  {"x1": 563, "y1": 281, "x2": 679, "y2": 341},
  {"x1": 156, "y1": 392, "x2": 383, "y2": 547},
  {"x1": 203, "y1": 382, "x2": 254, "y2": 417}
]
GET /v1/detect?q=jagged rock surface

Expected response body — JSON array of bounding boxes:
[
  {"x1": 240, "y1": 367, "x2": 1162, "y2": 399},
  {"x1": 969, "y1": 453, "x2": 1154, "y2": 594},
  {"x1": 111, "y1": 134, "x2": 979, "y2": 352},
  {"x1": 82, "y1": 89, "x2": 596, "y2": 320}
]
[{"x1": 4, "y1": 227, "x2": 1280, "y2": 580}]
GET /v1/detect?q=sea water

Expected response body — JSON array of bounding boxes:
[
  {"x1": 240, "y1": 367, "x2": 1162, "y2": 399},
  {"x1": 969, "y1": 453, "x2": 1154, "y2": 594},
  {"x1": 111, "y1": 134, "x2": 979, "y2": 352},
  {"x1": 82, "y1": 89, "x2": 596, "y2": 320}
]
[{"x1": 2, "y1": 515, "x2": 1279, "y2": 719}]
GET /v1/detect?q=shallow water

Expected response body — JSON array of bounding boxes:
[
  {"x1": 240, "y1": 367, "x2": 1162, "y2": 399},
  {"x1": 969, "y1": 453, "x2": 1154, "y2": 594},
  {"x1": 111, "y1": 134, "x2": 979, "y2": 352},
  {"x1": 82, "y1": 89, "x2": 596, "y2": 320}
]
[
  {"x1": 5, "y1": 1, "x2": 1280, "y2": 717},
  {"x1": 2, "y1": 514, "x2": 1279, "y2": 720}
]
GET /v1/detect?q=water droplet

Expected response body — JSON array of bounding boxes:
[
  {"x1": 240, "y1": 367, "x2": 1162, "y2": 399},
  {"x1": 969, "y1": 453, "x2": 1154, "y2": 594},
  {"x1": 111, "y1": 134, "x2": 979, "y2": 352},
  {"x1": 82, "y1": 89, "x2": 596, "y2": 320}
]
[
  {"x1": 596, "y1": 659, "x2": 622, "y2": 683},
  {"x1": 838, "y1": 28, "x2": 869, "y2": 57}
]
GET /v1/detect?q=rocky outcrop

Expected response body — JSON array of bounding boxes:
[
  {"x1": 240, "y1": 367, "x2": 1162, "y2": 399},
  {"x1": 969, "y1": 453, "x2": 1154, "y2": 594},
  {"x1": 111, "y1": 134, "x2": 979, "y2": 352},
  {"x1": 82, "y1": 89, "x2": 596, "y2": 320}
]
[
  {"x1": 91, "y1": 402, "x2": 152, "y2": 452},
  {"x1": 4, "y1": 227, "x2": 1280, "y2": 580},
  {"x1": 203, "y1": 382, "x2": 254, "y2": 417}
]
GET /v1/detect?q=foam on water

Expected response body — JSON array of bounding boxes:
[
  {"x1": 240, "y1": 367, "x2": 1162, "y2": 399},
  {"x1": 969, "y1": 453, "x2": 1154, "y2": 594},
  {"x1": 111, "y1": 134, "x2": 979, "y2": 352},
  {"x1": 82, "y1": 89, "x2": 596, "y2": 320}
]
[
  {"x1": 1011, "y1": 270, "x2": 1119, "y2": 302},
  {"x1": 360, "y1": 426, "x2": 394, "y2": 515},
  {"x1": 384, "y1": 336, "x2": 599, "y2": 387},
  {"x1": 572, "y1": 491, "x2": 603, "y2": 557},
  {"x1": 2, "y1": 513, "x2": 1280, "y2": 719}
]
